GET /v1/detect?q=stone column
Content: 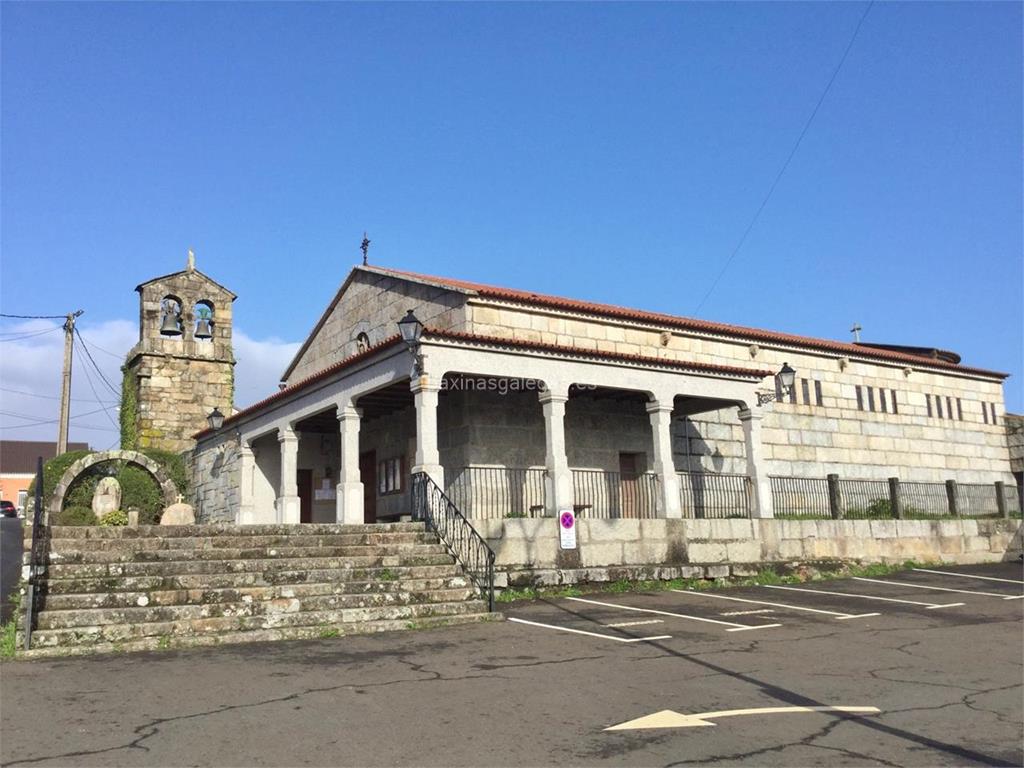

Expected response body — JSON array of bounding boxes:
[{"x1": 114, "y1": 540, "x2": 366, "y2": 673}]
[
  {"x1": 237, "y1": 441, "x2": 257, "y2": 524},
  {"x1": 276, "y1": 426, "x2": 301, "y2": 524},
  {"x1": 336, "y1": 405, "x2": 364, "y2": 525},
  {"x1": 738, "y1": 408, "x2": 773, "y2": 518},
  {"x1": 411, "y1": 376, "x2": 444, "y2": 488},
  {"x1": 647, "y1": 400, "x2": 682, "y2": 519},
  {"x1": 540, "y1": 389, "x2": 573, "y2": 516}
]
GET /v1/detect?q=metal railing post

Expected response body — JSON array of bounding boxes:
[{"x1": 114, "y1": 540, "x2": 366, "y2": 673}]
[
  {"x1": 23, "y1": 457, "x2": 44, "y2": 651},
  {"x1": 945, "y1": 479, "x2": 959, "y2": 517},
  {"x1": 888, "y1": 477, "x2": 902, "y2": 519},
  {"x1": 827, "y1": 474, "x2": 842, "y2": 519},
  {"x1": 994, "y1": 481, "x2": 1008, "y2": 519}
]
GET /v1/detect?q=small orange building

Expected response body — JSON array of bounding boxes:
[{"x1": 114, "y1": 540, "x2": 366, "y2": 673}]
[{"x1": 0, "y1": 441, "x2": 90, "y2": 514}]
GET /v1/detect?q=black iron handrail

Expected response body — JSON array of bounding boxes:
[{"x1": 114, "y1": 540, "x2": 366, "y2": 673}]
[
  {"x1": 23, "y1": 457, "x2": 46, "y2": 651},
  {"x1": 412, "y1": 472, "x2": 496, "y2": 612}
]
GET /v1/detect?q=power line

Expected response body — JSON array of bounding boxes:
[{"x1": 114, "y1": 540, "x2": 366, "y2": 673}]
[
  {"x1": 0, "y1": 421, "x2": 118, "y2": 433},
  {"x1": 0, "y1": 312, "x2": 69, "y2": 320},
  {"x1": 74, "y1": 328, "x2": 121, "y2": 398},
  {"x1": 76, "y1": 333, "x2": 126, "y2": 359},
  {"x1": 693, "y1": 0, "x2": 874, "y2": 315},
  {"x1": 76, "y1": 338, "x2": 121, "y2": 432},
  {"x1": 0, "y1": 326, "x2": 64, "y2": 342},
  {"x1": 0, "y1": 386, "x2": 118, "y2": 404},
  {"x1": 0, "y1": 406, "x2": 114, "y2": 424}
]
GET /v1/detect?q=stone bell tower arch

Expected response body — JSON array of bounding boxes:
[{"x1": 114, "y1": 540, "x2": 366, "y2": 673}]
[{"x1": 122, "y1": 250, "x2": 237, "y2": 453}]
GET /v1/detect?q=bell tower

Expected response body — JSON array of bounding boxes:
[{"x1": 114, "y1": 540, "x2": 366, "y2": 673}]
[{"x1": 123, "y1": 251, "x2": 236, "y2": 453}]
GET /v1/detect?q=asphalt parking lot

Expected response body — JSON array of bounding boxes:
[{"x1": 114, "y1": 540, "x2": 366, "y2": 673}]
[{"x1": 2, "y1": 562, "x2": 1022, "y2": 767}]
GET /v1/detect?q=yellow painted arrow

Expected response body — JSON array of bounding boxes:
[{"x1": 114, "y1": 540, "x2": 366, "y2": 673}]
[{"x1": 605, "y1": 706, "x2": 881, "y2": 731}]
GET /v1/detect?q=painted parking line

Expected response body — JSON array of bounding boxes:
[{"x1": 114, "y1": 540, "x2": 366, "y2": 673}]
[
  {"x1": 763, "y1": 584, "x2": 964, "y2": 610},
  {"x1": 604, "y1": 619, "x2": 665, "y2": 628},
  {"x1": 565, "y1": 596, "x2": 782, "y2": 632},
  {"x1": 912, "y1": 568, "x2": 1024, "y2": 585},
  {"x1": 852, "y1": 577, "x2": 1024, "y2": 600},
  {"x1": 671, "y1": 589, "x2": 879, "y2": 621},
  {"x1": 507, "y1": 617, "x2": 671, "y2": 643}
]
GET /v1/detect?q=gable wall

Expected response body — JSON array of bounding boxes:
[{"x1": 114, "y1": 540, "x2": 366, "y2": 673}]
[{"x1": 285, "y1": 272, "x2": 470, "y2": 385}]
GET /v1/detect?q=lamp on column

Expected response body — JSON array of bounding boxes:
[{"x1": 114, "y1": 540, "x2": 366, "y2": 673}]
[
  {"x1": 756, "y1": 362, "x2": 797, "y2": 406},
  {"x1": 397, "y1": 309, "x2": 425, "y2": 375}
]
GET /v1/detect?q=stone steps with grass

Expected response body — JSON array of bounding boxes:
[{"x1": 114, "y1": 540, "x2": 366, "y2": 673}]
[{"x1": 19, "y1": 522, "x2": 500, "y2": 657}]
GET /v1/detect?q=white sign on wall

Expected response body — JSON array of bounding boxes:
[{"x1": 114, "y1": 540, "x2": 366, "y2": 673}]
[{"x1": 558, "y1": 509, "x2": 577, "y2": 550}]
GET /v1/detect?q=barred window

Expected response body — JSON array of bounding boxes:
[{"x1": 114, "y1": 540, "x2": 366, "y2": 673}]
[{"x1": 378, "y1": 456, "x2": 405, "y2": 495}]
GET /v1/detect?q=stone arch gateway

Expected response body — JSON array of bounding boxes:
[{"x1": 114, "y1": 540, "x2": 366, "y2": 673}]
[{"x1": 47, "y1": 450, "x2": 180, "y2": 522}]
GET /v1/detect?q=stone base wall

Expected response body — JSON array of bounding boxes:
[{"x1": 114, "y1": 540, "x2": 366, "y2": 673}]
[{"x1": 471, "y1": 517, "x2": 1024, "y2": 588}]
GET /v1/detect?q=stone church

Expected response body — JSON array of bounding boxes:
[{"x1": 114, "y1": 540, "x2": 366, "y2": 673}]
[{"x1": 180, "y1": 261, "x2": 1016, "y2": 526}]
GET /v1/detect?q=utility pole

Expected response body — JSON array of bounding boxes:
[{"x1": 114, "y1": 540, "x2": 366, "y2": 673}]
[{"x1": 56, "y1": 310, "x2": 84, "y2": 455}]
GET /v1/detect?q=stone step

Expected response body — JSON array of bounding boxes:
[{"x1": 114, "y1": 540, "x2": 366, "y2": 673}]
[
  {"x1": 44, "y1": 543, "x2": 449, "y2": 564},
  {"x1": 34, "y1": 586, "x2": 482, "y2": 629},
  {"x1": 39, "y1": 576, "x2": 474, "y2": 610},
  {"x1": 17, "y1": 611, "x2": 502, "y2": 659},
  {"x1": 33, "y1": 522, "x2": 427, "y2": 541},
  {"x1": 25, "y1": 599, "x2": 490, "y2": 647},
  {"x1": 44, "y1": 553, "x2": 456, "y2": 579},
  {"x1": 40, "y1": 564, "x2": 465, "y2": 594},
  {"x1": 44, "y1": 532, "x2": 439, "y2": 553}
]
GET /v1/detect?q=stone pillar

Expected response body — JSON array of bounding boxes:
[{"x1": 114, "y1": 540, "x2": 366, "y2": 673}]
[
  {"x1": 647, "y1": 400, "x2": 682, "y2": 519},
  {"x1": 237, "y1": 441, "x2": 257, "y2": 524},
  {"x1": 411, "y1": 376, "x2": 444, "y2": 488},
  {"x1": 336, "y1": 405, "x2": 364, "y2": 525},
  {"x1": 276, "y1": 426, "x2": 301, "y2": 524},
  {"x1": 540, "y1": 389, "x2": 573, "y2": 516},
  {"x1": 738, "y1": 408, "x2": 774, "y2": 519}
]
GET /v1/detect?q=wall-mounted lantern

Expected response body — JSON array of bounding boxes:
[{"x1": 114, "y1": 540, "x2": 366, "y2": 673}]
[
  {"x1": 397, "y1": 309, "x2": 425, "y2": 375},
  {"x1": 206, "y1": 407, "x2": 225, "y2": 431},
  {"x1": 756, "y1": 362, "x2": 797, "y2": 406}
]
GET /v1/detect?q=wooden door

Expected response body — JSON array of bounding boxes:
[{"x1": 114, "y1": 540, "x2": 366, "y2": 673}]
[
  {"x1": 359, "y1": 451, "x2": 377, "y2": 524},
  {"x1": 618, "y1": 453, "x2": 639, "y2": 519},
  {"x1": 297, "y1": 469, "x2": 313, "y2": 524}
]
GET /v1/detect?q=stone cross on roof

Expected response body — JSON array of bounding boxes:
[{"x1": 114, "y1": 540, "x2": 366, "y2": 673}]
[{"x1": 187, "y1": 249, "x2": 196, "y2": 272}]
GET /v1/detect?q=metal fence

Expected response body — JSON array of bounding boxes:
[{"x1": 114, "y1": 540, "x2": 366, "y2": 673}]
[
  {"x1": 445, "y1": 467, "x2": 547, "y2": 519},
  {"x1": 677, "y1": 472, "x2": 752, "y2": 519},
  {"x1": 899, "y1": 482, "x2": 953, "y2": 517},
  {"x1": 572, "y1": 469, "x2": 660, "y2": 519},
  {"x1": 768, "y1": 476, "x2": 831, "y2": 518},
  {"x1": 955, "y1": 483, "x2": 1003, "y2": 517},
  {"x1": 836, "y1": 478, "x2": 893, "y2": 519},
  {"x1": 1006, "y1": 485, "x2": 1023, "y2": 518}
]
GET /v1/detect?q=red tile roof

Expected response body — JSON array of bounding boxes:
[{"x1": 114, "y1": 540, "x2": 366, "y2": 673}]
[
  {"x1": 195, "y1": 329, "x2": 771, "y2": 439},
  {"x1": 365, "y1": 265, "x2": 1009, "y2": 379}
]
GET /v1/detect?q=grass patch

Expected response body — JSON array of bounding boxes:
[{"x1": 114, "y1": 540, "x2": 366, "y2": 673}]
[
  {"x1": 378, "y1": 568, "x2": 398, "y2": 582},
  {"x1": 319, "y1": 627, "x2": 340, "y2": 639},
  {"x1": 496, "y1": 560, "x2": 931, "y2": 604},
  {"x1": 156, "y1": 635, "x2": 171, "y2": 650},
  {"x1": 1, "y1": 619, "x2": 16, "y2": 659}
]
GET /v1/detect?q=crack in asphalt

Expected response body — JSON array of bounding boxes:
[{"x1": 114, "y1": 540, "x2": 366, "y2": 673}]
[{"x1": 1, "y1": 655, "x2": 516, "y2": 767}]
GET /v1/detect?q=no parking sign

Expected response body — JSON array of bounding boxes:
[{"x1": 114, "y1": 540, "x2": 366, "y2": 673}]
[{"x1": 558, "y1": 509, "x2": 576, "y2": 550}]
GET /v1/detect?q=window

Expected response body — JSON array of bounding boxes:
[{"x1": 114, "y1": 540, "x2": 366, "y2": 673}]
[
  {"x1": 355, "y1": 332, "x2": 370, "y2": 353},
  {"x1": 815, "y1": 380, "x2": 824, "y2": 406},
  {"x1": 879, "y1": 389, "x2": 887, "y2": 413},
  {"x1": 946, "y1": 397, "x2": 953, "y2": 420},
  {"x1": 801, "y1": 378, "x2": 810, "y2": 405},
  {"x1": 935, "y1": 396, "x2": 943, "y2": 419},
  {"x1": 983, "y1": 401, "x2": 989, "y2": 424},
  {"x1": 867, "y1": 387, "x2": 875, "y2": 412},
  {"x1": 891, "y1": 390, "x2": 898, "y2": 414},
  {"x1": 855, "y1": 385, "x2": 864, "y2": 411},
  {"x1": 991, "y1": 403, "x2": 998, "y2": 425},
  {"x1": 378, "y1": 456, "x2": 405, "y2": 495},
  {"x1": 788, "y1": 380, "x2": 797, "y2": 404},
  {"x1": 774, "y1": 376, "x2": 783, "y2": 402},
  {"x1": 926, "y1": 394, "x2": 933, "y2": 417},
  {"x1": 956, "y1": 398, "x2": 963, "y2": 421}
]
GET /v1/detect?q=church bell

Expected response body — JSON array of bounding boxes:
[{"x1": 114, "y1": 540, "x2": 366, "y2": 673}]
[
  {"x1": 160, "y1": 311, "x2": 182, "y2": 336},
  {"x1": 194, "y1": 318, "x2": 213, "y2": 339}
]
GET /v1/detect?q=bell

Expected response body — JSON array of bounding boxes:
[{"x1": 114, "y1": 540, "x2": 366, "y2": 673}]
[
  {"x1": 194, "y1": 318, "x2": 213, "y2": 339},
  {"x1": 160, "y1": 312, "x2": 182, "y2": 336}
]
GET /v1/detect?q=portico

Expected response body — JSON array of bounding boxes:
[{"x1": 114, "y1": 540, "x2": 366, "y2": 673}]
[{"x1": 193, "y1": 330, "x2": 776, "y2": 526}]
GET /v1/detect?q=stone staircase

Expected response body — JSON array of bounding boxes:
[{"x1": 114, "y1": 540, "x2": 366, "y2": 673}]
[{"x1": 18, "y1": 522, "x2": 499, "y2": 658}]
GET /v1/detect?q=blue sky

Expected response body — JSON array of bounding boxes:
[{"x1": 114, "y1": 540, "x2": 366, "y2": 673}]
[{"x1": 1, "y1": 1, "x2": 1021, "y2": 446}]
